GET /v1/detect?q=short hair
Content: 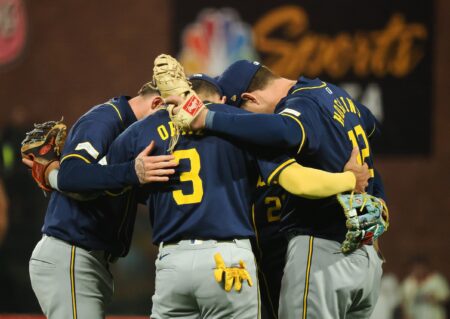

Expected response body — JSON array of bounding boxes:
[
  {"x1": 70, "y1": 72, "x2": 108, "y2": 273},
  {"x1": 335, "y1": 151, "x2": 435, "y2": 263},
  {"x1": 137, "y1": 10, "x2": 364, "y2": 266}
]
[
  {"x1": 138, "y1": 82, "x2": 160, "y2": 96},
  {"x1": 191, "y1": 79, "x2": 221, "y2": 100},
  {"x1": 247, "y1": 65, "x2": 279, "y2": 92}
]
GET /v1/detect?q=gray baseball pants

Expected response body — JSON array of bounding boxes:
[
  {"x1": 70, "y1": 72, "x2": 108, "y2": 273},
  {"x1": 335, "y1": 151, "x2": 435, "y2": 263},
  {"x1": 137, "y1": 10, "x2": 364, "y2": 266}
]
[
  {"x1": 151, "y1": 239, "x2": 260, "y2": 319},
  {"x1": 29, "y1": 235, "x2": 114, "y2": 319},
  {"x1": 279, "y1": 235, "x2": 383, "y2": 319}
]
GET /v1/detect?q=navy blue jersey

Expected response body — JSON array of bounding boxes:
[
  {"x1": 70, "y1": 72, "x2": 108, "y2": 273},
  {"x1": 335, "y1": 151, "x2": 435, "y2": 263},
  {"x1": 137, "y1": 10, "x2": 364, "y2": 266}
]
[
  {"x1": 107, "y1": 104, "x2": 293, "y2": 244},
  {"x1": 252, "y1": 178, "x2": 286, "y2": 247},
  {"x1": 251, "y1": 178, "x2": 287, "y2": 319},
  {"x1": 43, "y1": 96, "x2": 138, "y2": 257},
  {"x1": 277, "y1": 77, "x2": 378, "y2": 242}
]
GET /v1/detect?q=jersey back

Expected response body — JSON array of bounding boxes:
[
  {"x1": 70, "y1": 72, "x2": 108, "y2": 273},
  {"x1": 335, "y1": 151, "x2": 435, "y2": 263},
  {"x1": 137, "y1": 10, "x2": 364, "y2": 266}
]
[
  {"x1": 107, "y1": 104, "x2": 289, "y2": 244},
  {"x1": 276, "y1": 77, "x2": 377, "y2": 242},
  {"x1": 43, "y1": 97, "x2": 138, "y2": 256}
]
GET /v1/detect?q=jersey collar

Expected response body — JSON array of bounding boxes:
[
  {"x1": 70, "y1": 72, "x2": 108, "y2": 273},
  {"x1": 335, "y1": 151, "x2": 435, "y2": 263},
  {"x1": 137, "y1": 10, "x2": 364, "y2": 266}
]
[{"x1": 109, "y1": 96, "x2": 137, "y2": 128}]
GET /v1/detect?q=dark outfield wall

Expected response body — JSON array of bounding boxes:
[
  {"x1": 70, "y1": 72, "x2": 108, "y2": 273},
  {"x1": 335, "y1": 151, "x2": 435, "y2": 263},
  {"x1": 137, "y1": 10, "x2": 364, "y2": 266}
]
[{"x1": 0, "y1": 0, "x2": 449, "y2": 281}]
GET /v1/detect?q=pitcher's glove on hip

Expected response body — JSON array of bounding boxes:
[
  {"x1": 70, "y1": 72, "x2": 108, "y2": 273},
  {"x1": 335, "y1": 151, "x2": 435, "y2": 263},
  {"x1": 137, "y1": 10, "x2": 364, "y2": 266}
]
[{"x1": 21, "y1": 119, "x2": 66, "y2": 191}]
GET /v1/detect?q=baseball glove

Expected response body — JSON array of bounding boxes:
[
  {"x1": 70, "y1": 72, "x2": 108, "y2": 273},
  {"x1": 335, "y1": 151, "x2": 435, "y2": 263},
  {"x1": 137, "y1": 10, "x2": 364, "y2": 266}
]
[
  {"x1": 214, "y1": 253, "x2": 253, "y2": 292},
  {"x1": 337, "y1": 193, "x2": 389, "y2": 254},
  {"x1": 153, "y1": 54, "x2": 206, "y2": 152},
  {"x1": 21, "y1": 118, "x2": 67, "y2": 191}
]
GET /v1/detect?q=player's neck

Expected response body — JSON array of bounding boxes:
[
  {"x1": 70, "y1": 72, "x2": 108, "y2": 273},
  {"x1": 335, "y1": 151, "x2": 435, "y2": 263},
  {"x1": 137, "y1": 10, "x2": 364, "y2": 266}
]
[
  {"x1": 269, "y1": 78, "x2": 297, "y2": 104},
  {"x1": 278, "y1": 78, "x2": 297, "y2": 97},
  {"x1": 128, "y1": 95, "x2": 152, "y2": 120}
]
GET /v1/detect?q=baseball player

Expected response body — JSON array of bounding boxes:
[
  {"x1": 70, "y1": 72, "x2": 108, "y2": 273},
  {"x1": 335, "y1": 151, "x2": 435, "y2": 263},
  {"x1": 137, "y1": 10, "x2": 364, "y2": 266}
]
[
  {"x1": 187, "y1": 74, "x2": 288, "y2": 319},
  {"x1": 178, "y1": 60, "x2": 386, "y2": 319},
  {"x1": 104, "y1": 57, "x2": 372, "y2": 319},
  {"x1": 25, "y1": 84, "x2": 178, "y2": 319}
]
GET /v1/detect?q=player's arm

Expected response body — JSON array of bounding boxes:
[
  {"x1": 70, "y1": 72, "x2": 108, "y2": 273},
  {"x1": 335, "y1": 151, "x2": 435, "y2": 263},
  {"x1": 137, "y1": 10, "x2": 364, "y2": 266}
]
[
  {"x1": 204, "y1": 104, "x2": 302, "y2": 149},
  {"x1": 57, "y1": 123, "x2": 176, "y2": 193},
  {"x1": 51, "y1": 118, "x2": 138, "y2": 192},
  {"x1": 257, "y1": 147, "x2": 370, "y2": 198}
]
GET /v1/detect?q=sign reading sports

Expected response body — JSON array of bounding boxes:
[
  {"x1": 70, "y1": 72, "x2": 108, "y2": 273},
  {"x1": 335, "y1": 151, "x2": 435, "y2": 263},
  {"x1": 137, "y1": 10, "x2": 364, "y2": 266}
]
[{"x1": 173, "y1": 0, "x2": 433, "y2": 155}]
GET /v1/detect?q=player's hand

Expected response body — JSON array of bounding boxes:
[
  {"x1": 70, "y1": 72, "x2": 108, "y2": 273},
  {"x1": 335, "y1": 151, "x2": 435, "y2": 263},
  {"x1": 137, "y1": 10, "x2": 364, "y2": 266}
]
[
  {"x1": 134, "y1": 141, "x2": 178, "y2": 184},
  {"x1": 23, "y1": 157, "x2": 60, "y2": 190},
  {"x1": 165, "y1": 95, "x2": 208, "y2": 131},
  {"x1": 344, "y1": 147, "x2": 370, "y2": 193}
]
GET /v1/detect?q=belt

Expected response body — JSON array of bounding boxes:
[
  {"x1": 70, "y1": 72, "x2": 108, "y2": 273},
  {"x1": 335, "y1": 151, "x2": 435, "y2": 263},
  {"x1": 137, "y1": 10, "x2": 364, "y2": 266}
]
[{"x1": 160, "y1": 238, "x2": 241, "y2": 248}]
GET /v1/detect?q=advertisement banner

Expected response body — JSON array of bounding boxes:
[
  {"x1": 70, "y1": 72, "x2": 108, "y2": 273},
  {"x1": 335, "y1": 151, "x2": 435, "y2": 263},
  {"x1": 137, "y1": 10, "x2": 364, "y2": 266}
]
[{"x1": 173, "y1": 0, "x2": 433, "y2": 155}]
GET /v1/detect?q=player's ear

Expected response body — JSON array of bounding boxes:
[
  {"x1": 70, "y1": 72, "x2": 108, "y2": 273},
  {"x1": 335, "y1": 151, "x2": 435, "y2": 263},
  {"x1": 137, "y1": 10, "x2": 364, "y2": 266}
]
[
  {"x1": 241, "y1": 93, "x2": 259, "y2": 105},
  {"x1": 220, "y1": 96, "x2": 227, "y2": 104},
  {"x1": 151, "y1": 96, "x2": 164, "y2": 109}
]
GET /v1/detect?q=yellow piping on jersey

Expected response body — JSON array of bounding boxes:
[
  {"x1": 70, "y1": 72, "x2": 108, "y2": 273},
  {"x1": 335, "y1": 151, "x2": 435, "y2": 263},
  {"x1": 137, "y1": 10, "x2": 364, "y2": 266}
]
[
  {"x1": 291, "y1": 82, "x2": 327, "y2": 94},
  {"x1": 105, "y1": 102, "x2": 123, "y2": 123},
  {"x1": 281, "y1": 113, "x2": 306, "y2": 154},
  {"x1": 367, "y1": 124, "x2": 377, "y2": 138},
  {"x1": 267, "y1": 159, "x2": 296, "y2": 185},
  {"x1": 61, "y1": 154, "x2": 91, "y2": 164}
]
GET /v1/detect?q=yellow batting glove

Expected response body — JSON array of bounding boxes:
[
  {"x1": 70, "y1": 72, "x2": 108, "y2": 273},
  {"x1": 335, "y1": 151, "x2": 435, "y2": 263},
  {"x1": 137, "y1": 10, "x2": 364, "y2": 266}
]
[
  {"x1": 238, "y1": 260, "x2": 253, "y2": 289},
  {"x1": 214, "y1": 253, "x2": 253, "y2": 292},
  {"x1": 214, "y1": 253, "x2": 226, "y2": 283}
]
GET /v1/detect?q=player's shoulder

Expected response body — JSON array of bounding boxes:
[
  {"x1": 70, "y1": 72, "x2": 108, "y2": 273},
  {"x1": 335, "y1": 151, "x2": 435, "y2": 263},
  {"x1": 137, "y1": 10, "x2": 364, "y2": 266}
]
[
  {"x1": 291, "y1": 76, "x2": 327, "y2": 94},
  {"x1": 128, "y1": 108, "x2": 169, "y2": 133},
  {"x1": 74, "y1": 98, "x2": 124, "y2": 128}
]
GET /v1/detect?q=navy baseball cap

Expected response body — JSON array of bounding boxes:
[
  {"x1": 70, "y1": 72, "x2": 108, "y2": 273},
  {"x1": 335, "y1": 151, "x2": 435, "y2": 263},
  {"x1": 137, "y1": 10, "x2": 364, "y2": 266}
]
[
  {"x1": 217, "y1": 60, "x2": 262, "y2": 107},
  {"x1": 188, "y1": 73, "x2": 223, "y2": 96}
]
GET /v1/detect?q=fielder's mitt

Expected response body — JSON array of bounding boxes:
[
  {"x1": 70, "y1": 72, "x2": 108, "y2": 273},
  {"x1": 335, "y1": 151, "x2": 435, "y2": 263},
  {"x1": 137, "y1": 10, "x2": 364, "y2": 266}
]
[
  {"x1": 337, "y1": 193, "x2": 389, "y2": 254},
  {"x1": 21, "y1": 118, "x2": 67, "y2": 191},
  {"x1": 153, "y1": 54, "x2": 206, "y2": 151}
]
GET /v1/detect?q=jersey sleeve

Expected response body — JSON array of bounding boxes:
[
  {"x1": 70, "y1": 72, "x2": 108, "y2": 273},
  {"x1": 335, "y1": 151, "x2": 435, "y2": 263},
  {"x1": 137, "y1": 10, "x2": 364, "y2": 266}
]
[
  {"x1": 57, "y1": 118, "x2": 140, "y2": 192},
  {"x1": 278, "y1": 96, "x2": 324, "y2": 154},
  {"x1": 206, "y1": 103, "x2": 302, "y2": 149},
  {"x1": 61, "y1": 119, "x2": 115, "y2": 164}
]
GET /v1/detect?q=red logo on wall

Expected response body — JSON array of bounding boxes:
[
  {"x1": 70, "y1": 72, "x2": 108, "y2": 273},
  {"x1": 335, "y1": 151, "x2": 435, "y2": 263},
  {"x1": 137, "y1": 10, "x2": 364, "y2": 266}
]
[{"x1": 0, "y1": 0, "x2": 27, "y2": 66}]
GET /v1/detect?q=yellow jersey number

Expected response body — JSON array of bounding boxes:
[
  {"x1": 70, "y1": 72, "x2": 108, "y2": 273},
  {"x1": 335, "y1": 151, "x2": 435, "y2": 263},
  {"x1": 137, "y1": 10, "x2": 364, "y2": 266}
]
[
  {"x1": 172, "y1": 149, "x2": 204, "y2": 205},
  {"x1": 347, "y1": 124, "x2": 374, "y2": 177},
  {"x1": 265, "y1": 196, "x2": 282, "y2": 222}
]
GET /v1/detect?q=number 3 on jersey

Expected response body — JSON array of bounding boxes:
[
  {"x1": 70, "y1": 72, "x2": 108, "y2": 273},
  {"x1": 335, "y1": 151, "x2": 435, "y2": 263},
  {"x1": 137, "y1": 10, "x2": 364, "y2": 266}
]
[
  {"x1": 347, "y1": 124, "x2": 374, "y2": 177},
  {"x1": 172, "y1": 149, "x2": 204, "y2": 205}
]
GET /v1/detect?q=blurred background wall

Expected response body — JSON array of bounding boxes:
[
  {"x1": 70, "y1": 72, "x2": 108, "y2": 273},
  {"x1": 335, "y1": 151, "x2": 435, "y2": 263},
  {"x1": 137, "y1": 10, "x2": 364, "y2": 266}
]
[{"x1": 0, "y1": 0, "x2": 448, "y2": 315}]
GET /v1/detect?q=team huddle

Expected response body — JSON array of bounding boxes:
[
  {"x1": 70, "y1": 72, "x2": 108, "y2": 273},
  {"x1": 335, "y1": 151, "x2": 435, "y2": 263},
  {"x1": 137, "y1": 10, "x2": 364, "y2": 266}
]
[{"x1": 21, "y1": 54, "x2": 389, "y2": 319}]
